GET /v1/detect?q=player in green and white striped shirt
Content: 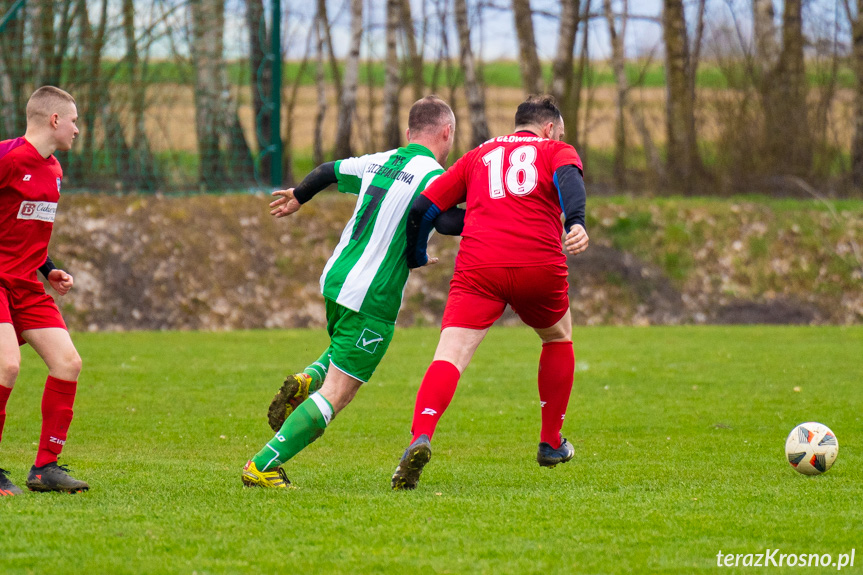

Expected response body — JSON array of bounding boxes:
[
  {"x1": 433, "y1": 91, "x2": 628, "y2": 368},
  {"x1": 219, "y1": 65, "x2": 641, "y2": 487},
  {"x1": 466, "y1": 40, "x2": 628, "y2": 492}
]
[{"x1": 243, "y1": 96, "x2": 462, "y2": 488}]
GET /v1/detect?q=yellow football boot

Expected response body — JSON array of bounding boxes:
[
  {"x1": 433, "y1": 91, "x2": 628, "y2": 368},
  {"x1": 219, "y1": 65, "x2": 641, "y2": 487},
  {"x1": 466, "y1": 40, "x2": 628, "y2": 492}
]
[{"x1": 241, "y1": 460, "x2": 294, "y2": 489}]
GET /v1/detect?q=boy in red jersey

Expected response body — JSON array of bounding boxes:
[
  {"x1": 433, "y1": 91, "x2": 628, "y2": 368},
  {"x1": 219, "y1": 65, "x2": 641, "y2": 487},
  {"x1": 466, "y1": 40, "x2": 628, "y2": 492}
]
[
  {"x1": 392, "y1": 95, "x2": 589, "y2": 490},
  {"x1": 0, "y1": 86, "x2": 89, "y2": 495}
]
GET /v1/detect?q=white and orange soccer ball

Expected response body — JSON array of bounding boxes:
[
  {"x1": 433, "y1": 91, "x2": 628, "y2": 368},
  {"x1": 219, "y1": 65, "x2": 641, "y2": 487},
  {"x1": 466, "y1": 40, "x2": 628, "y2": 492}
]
[{"x1": 785, "y1": 422, "x2": 839, "y2": 475}]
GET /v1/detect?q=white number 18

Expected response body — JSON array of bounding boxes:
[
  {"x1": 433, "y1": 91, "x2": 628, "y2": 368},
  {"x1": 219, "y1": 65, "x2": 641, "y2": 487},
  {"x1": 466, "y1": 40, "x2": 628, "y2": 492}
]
[{"x1": 481, "y1": 145, "x2": 538, "y2": 199}]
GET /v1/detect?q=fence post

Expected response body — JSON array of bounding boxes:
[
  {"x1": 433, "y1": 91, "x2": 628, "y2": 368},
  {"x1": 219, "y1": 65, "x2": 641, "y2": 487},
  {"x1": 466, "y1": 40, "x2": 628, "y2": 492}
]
[
  {"x1": 0, "y1": 0, "x2": 26, "y2": 35},
  {"x1": 270, "y1": 0, "x2": 282, "y2": 187}
]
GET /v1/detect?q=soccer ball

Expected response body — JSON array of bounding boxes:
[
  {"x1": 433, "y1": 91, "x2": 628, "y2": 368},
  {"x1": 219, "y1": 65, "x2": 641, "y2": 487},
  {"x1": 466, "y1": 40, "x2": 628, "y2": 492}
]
[{"x1": 784, "y1": 422, "x2": 838, "y2": 475}]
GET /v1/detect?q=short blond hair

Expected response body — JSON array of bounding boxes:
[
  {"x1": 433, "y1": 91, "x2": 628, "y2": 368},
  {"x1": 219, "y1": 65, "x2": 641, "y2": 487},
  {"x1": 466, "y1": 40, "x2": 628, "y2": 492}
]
[{"x1": 26, "y1": 86, "x2": 76, "y2": 122}]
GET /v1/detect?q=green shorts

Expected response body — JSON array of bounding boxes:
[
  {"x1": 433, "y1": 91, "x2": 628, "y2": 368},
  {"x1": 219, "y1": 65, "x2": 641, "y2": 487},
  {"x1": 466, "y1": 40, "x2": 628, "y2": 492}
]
[{"x1": 325, "y1": 299, "x2": 394, "y2": 383}]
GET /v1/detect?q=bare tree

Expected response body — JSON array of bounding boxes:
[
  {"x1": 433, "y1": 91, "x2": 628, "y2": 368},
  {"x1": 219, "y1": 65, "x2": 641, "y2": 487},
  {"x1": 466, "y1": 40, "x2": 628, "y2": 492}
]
[
  {"x1": 568, "y1": 0, "x2": 592, "y2": 151},
  {"x1": 334, "y1": 0, "x2": 363, "y2": 159},
  {"x1": 847, "y1": 0, "x2": 863, "y2": 188},
  {"x1": 455, "y1": 0, "x2": 490, "y2": 147},
  {"x1": 313, "y1": 14, "x2": 327, "y2": 166},
  {"x1": 753, "y1": 0, "x2": 779, "y2": 69},
  {"x1": 550, "y1": 0, "x2": 580, "y2": 106},
  {"x1": 604, "y1": 0, "x2": 628, "y2": 190},
  {"x1": 316, "y1": 0, "x2": 342, "y2": 101},
  {"x1": 382, "y1": 0, "x2": 402, "y2": 149},
  {"x1": 662, "y1": 0, "x2": 701, "y2": 193},
  {"x1": 401, "y1": 0, "x2": 425, "y2": 101},
  {"x1": 283, "y1": 23, "x2": 315, "y2": 186},
  {"x1": 0, "y1": 0, "x2": 28, "y2": 137},
  {"x1": 123, "y1": 0, "x2": 160, "y2": 191},
  {"x1": 763, "y1": 0, "x2": 811, "y2": 176},
  {"x1": 512, "y1": 0, "x2": 542, "y2": 94},
  {"x1": 190, "y1": 0, "x2": 228, "y2": 188}
]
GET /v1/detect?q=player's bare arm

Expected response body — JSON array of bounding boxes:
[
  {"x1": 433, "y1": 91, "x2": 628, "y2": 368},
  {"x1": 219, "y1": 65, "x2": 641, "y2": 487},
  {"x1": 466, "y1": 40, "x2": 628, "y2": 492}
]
[{"x1": 269, "y1": 161, "x2": 338, "y2": 219}]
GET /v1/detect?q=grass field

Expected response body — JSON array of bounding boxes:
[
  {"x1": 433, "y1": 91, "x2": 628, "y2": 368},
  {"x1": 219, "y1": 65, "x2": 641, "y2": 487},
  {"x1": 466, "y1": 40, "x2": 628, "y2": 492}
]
[{"x1": 1, "y1": 326, "x2": 861, "y2": 574}]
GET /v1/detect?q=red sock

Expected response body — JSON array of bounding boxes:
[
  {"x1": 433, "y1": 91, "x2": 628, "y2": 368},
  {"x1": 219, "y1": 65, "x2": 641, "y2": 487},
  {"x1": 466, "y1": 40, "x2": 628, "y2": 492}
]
[
  {"x1": 35, "y1": 376, "x2": 77, "y2": 468},
  {"x1": 538, "y1": 341, "x2": 574, "y2": 448},
  {"x1": 0, "y1": 385, "x2": 11, "y2": 445},
  {"x1": 410, "y1": 360, "x2": 461, "y2": 442}
]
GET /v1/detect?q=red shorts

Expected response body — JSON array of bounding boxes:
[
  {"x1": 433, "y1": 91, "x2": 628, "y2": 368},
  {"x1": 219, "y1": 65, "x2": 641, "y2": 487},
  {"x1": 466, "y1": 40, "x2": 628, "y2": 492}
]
[
  {"x1": 0, "y1": 280, "x2": 67, "y2": 346},
  {"x1": 441, "y1": 264, "x2": 570, "y2": 330}
]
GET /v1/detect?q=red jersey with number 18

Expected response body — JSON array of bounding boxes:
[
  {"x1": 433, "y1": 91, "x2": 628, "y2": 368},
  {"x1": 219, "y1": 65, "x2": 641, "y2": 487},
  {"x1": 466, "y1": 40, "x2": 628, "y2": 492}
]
[
  {"x1": 0, "y1": 137, "x2": 62, "y2": 286},
  {"x1": 421, "y1": 132, "x2": 582, "y2": 271}
]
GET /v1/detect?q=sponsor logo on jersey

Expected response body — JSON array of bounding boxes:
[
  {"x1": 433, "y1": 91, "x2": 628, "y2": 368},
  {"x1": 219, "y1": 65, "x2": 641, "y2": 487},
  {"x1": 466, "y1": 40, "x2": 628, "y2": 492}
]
[
  {"x1": 23, "y1": 174, "x2": 31, "y2": 181},
  {"x1": 17, "y1": 201, "x2": 57, "y2": 222},
  {"x1": 356, "y1": 328, "x2": 384, "y2": 354}
]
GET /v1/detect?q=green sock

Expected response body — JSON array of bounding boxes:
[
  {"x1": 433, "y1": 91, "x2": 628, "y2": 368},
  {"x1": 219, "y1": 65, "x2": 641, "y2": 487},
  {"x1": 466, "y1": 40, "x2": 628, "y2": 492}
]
[
  {"x1": 251, "y1": 392, "x2": 334, "y2": 471},
  {"x1": 303, "y1": 350, "x2": 331, "y2": 393}
]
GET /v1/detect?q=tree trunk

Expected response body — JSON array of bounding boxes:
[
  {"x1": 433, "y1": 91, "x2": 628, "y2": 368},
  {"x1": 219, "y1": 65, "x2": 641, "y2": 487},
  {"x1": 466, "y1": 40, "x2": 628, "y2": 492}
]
[
  {"x1": 455, "y1": 0, "x2": 490, "y2": 147},
  {"x1": 220, "y1": 72, "x2": 255, "y2": 183},
  {"x1": 382, "y1": 0, "x2": 402, "y2": 150},
  {"x1": 313, "y1": 17, "x2": 327, "y2": 166},
  {"x1": 31, "y1": 0, "x2": 56, "y2": 87},
  {"x1": 190, "y1": 0, "x2": 227, "y2": 189},
  {"x1": 123, "y1": 0, "x2": 160, "y2": 191},
  {"x1": 550, "y1": 0, "x2": 579, "y2": 105},
  {"x1": 334, "y1": 0, "x2": 363, "y2": 159},
  {"x1": 283, "y1": 23, "x2": 315, "y2": 186},
  {"x1": 316, "y1": 0, "x2": 342, "y2": 102},
  {"x1": 567, "y1": 0, "x2": 592, "y2": 150},
  {"x1": 604, "y1": 0, "x2": 628, "y2": 190},
  {"x1": 763, "y1": 0, "x2": 810, "y2": 176},
  {"x1": 512, "y1": 0, "x2": 541, "y2": 94},
  {"x1": 852, "y1": 0, "x2": 863, "y2": 188},
  {"x1": 662, "y1": 0, "x2": 700, "y2": 194},
  {"x1": 753, "y1": 0, "x2": 779, "y2": 70},
  {"x1": 400, "y1": 0, "x2": 424, "y2": 101},
  {"x1": 0, "y1": 0, "x2": 27, "y2": 138}
]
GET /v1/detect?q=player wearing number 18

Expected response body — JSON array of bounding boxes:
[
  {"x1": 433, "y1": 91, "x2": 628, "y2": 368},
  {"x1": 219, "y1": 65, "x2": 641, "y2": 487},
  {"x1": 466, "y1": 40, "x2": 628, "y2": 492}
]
[{"x1": 392, "y1": 94, "x2": 589, "y2": 490}]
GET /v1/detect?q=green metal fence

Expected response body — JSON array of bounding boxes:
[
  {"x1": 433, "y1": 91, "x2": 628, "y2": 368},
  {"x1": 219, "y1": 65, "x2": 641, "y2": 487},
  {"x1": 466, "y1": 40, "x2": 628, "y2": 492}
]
[{"x1": 0, "y1": 0, "x2": 283, "y2": 193}]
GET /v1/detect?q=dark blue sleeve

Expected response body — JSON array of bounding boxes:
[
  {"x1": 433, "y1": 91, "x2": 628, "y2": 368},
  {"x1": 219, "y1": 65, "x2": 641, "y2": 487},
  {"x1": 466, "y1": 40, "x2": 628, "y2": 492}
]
[
  {"x1": 554, "y1": 164, "x2": 586, "y2": 232},
  {"x1": 433, "y1": 207, "x2": 465, "y2": 236},
  {"x1": 38, "y1": 255, "x2": 57, "y2": 279},
  {"x1": 405, "y1": 195, "x2": 441, "y2": 269}
]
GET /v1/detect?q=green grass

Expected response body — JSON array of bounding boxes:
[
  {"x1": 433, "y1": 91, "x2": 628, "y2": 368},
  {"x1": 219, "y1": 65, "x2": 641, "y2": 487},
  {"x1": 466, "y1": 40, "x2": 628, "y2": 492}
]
[
  {"x1": 83, "y1": 59, "x2": 859, "y2": 91},
  {"x1": 1, "y1": 327, "x2": 862, "y2": 573}
]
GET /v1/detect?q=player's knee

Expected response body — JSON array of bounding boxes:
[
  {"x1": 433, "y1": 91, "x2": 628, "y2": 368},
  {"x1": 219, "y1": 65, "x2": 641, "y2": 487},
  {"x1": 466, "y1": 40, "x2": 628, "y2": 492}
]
[
  {"x1": 62, "y1": 350, "x2": 83, "y2": 379},
  {"x1": 0, "y1": 357, "x2": 20, "y2": 385}
]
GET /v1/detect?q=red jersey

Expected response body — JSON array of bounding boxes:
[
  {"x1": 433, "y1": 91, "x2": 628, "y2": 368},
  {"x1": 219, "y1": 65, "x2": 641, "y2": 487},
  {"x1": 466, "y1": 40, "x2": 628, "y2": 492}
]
[
  {"x1": 422, "y1": 132, "x2": 582, "y2": 271},
  {"x1": 0, "y1": 137, "x2": 62, "y2": 287}
]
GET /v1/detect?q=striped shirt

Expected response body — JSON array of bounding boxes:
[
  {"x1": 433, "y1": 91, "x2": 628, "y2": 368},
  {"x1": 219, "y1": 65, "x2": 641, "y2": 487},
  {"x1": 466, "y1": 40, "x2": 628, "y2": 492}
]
[{"x1": 321, "y1": 143, "x2": 443, "y2": 323}]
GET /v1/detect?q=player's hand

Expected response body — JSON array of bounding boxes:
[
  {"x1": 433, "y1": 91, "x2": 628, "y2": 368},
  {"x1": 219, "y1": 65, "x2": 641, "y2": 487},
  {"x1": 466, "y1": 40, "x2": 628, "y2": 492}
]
[
  {"x1": 47, "y1": 269, "x2": 74, "y2": 295},
  {"x1": 565, "y1": 224, "x2": 589, "y2": 255},
  {"x1": 269, "y1": 188, "x2": 302, "y2": 218},
  {"x1": 420, "y1": 256, "x2": 440, "y2": 267}
]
